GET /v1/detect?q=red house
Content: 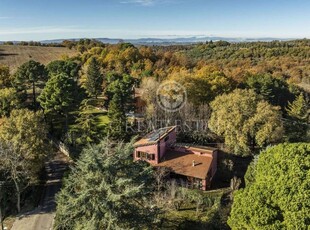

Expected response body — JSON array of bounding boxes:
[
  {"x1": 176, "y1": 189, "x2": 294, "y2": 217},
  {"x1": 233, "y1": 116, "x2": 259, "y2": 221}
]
[{"x1": 134, "y1": 126, "x2": 218, "y2": 190}]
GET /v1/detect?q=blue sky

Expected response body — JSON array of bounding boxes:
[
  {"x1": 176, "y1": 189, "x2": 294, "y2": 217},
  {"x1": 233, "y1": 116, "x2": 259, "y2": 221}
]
[{"x1": 0, "y1": 0, "x2": 310, "y2": 40}]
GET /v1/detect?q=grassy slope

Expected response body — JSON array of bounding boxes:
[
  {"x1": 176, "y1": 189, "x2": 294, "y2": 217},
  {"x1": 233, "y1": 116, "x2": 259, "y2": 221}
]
[{"x1": 0, "y1": 45, "x2": 78, "y2": 72}]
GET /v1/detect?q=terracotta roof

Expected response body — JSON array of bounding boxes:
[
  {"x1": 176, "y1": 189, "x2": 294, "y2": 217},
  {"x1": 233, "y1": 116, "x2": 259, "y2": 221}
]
[
  {"x1": 134, "y1": 126, "x2": 176, "y2": 147},
  {"x1": 155, "y1": 151, "x2": 213, "y2": 179},
  {"x1": 174, "y1": 143, "x2": 218, "y2": 153}
]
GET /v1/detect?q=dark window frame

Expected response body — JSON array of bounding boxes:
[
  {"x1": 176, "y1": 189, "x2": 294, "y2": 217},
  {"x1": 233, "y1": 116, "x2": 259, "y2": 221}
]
[{"x1": 137, "y1": 151, "x2": 155, "y2": 161}]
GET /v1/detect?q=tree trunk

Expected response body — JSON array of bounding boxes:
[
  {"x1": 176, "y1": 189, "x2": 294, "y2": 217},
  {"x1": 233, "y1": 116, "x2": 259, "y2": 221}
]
[
  {"x1": 0, "y1": 205, "x2": 3, "y2": 230},
  {"x1": 13, "y1": 180, "x2": 21, "y2": 213},
  {"x1": 65, "y1": 112, "x2": 68, "y2": 132},
  {"x1": 32, "y1": 81, "x2": 36, "y2": 111}
]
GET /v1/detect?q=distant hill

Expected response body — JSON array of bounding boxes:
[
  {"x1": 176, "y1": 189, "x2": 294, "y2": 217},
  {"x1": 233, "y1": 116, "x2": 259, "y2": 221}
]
[
  {"x1": 0, "y1": 45, "x2": 78, "y2": 72},
  {"x1": 38, "y1": 36, "x2": 297, "y2": 46}
]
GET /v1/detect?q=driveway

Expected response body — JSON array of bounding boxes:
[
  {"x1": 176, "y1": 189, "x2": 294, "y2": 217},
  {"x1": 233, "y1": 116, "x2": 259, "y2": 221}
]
[{"x1": 11, "y1": 153, "x2": 69, "y2": 230}]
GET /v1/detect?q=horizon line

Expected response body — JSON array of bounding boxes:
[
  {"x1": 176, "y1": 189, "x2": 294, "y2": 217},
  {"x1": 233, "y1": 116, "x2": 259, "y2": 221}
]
[{"x1": 0, "y1": 35, "x2": 308, "y2": 43}]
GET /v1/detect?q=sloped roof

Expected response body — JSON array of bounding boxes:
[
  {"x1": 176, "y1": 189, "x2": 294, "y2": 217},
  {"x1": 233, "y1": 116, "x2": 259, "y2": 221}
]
[
  {"x1": 155, "y1": 151, "x2": 213, "y2": 179},
  {"x1": 134, "y1": 126, "x2": 176, "y2": 147}
]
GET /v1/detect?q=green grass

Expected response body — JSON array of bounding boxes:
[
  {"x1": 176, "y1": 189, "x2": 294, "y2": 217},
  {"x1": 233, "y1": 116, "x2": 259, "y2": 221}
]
[
  {"x1": 82, "y1": 107, "x2": 110, "y2": 128},
  {"x1": 49, "y1": 98, "x2": 110, "y2": 138},
  {"x1": 83, "y1": 109, "x2": 106, "y2": 115}
]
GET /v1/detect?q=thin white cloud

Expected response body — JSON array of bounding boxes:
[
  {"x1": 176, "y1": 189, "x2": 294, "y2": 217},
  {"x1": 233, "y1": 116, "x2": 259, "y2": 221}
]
[
  {"x1": 120, "y1": 0, "x2": 154, "y2": 6},
  {"x1": 120, "y1": 0, "x2": 176, "y2": 6},
  {"x1": 0, "y1": 26, "x2": 88, "y2": 35}
]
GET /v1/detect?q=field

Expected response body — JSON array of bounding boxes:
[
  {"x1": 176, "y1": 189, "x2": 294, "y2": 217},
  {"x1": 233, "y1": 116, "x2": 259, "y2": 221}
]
[{"x1": 0, "y1": 45, "x2": 78, "y2": 72}]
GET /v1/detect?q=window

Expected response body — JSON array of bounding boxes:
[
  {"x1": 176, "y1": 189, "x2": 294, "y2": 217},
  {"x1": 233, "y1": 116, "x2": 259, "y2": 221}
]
[
  {"x1": 148, "y1": 154, "x2": 155, "y2": 161},
  {"x1": 136, "y1": 151, "x2": 155, "y2": 161},
  {"x1": 141, "y1": 152, "x2": 148, "y2": 159}
]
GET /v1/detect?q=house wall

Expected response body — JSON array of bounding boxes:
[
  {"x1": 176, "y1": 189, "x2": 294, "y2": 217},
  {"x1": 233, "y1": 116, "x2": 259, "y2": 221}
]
[
  {"x1": 134, "y1": 128, "x2": 177, "y2": 164},
  {"x1": 202, "y1": 179, "x2": 207, "y2": 191},
  {"x1": 134, "y1": 144, "x2": 158, "y2": 164},
  {"x1": 158, "y1": 129, "x2": 177, "y2": 162},
  {"x1": 211, "y1": 150, "x2": 218, "y2": 178}
]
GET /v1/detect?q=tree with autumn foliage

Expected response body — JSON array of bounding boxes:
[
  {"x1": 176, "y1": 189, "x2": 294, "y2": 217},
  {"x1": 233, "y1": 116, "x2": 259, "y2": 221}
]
[
  {"x1": 0, "y1": 109, "x2": 49, "y2": 212},
  {"x1": 168, "y1": 67, "x2": 235, "y2": 106},
  {"x1": 209, "y1": 89, "x2": 284, "y2": 155}
]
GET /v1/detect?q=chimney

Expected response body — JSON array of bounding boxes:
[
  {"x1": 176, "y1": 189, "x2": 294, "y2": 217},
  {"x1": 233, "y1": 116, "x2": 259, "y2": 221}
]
[{"x1": 192, "y1": 160, "x2": 195, "y2": 167}]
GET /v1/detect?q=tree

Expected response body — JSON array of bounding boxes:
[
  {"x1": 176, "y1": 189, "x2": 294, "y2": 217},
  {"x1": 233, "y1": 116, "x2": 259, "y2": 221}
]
[
  {"x1": 0, "y1": 88, "x2": 20, "y2": 117},
  {"x1": 46, "y1": 60, "x2": 79, "y2": 79},
  {"x1": 0, "y1": 65, "x2": 12, "y2": 88},
  {"x1": 284, "y1": 93, "x2": 310, "y2": 142},
  {"x1": 228, "y1": 143, "x2": 310, "y2": 229},
  {"x1": 107, "y1": 92, "x2": 127, "y2": 140},
  {"x1": 38, "y1": 73, "x2": 75, "y2": 130},
  {"x1": 14, "y1": 60, "x2": 46, "y2": 110},
  {"x1": 85, "y1": 57, "x2": 103, "y2": 98},
  {"x1": 209, "y1": 89, "x2": 283, "y2": 155},
  {"x1": 54, "y1": 139, "x2": 159, "y2": 230},
  {"x1": 0, "y1": 109, "x2": 49, "y2": 212},
  {"x1": 0, "y1": 141, "x2": 30, "y2": 213},
  {"x1": 286, "y1": 93, "x2": 309, "y2": 121},
  {"x1": 72, "y1": 100, "x2": 101, "y2": 146},
  {"x1": 140, "y1": 77, "x2": 160, "y2": 118},
  {"x1": 104, "y1": 73, "x2": 134, "y2": 110},
  {"x1": 168, "y1": 67, "x2": 235, "y2": 106},
  {"x1": 245, "y1": 74, "x2": 295, "y2": 109}
]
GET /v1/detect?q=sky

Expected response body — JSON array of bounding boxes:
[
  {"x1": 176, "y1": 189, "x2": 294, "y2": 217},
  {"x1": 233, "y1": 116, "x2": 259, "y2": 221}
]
[{"x1": 0, "y1": 0, "x2": 310, "y2": 41}]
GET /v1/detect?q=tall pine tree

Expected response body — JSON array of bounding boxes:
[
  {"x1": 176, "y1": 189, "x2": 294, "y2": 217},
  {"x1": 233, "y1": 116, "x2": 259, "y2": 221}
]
[
  {"x1": 14, "y1": 60, "x2": 47, "y2": 110},
  {"x1": 107, "y1": 92, "x2": 127, "y2": 140},
  {"x1": 85, "y1": 57, "x2": 103, "y2": 99}
]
